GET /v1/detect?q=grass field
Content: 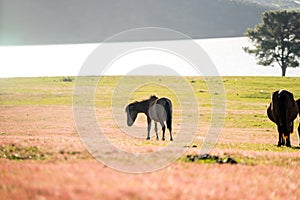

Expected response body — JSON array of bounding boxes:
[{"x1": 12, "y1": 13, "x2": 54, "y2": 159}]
[{"x1": 0, "y1": 76, "x2": 300, "y2": 199}]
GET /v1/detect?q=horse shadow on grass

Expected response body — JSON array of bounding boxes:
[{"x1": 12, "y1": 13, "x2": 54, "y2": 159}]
[{"x1": 291, "y1": 146, "x2": 300, "y2": 150}]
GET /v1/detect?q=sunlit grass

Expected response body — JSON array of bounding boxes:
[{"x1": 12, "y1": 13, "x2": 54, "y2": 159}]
[
  {"x1": 1, "y1": 76, "x2": 300, "y2": 130},
  {"x1": 0, "y1": 77, "x2": 74, "y2": 105},
  {"x1": 1, "y1": 76, "x2": 300, "y2": 164}
]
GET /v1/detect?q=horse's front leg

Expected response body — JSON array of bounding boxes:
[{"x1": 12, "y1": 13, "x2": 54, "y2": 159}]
[
  {"x1": 147, "y1": 116, "x2": 151, "y2": 140},
  {"x1": 154, "y1": 122, "x2": 159, "y2": 140}
]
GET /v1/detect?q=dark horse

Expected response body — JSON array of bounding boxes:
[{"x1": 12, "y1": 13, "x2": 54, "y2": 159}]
[
  {"x1": 267, "y1": 90, "x2": 298, "y2": 147},
  {"x1": 125, "y1": 95, "x2": 173, "y2": 141},
  {"x1": 297, "y1": 98, "x2": 300, "y2": 145}
]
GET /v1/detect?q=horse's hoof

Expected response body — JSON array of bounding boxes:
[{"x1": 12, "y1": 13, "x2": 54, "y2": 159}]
[
  {"x1": 170, "y1": 138, "x2": 173, "y2": 141},
  {"x1": 277, "y1": 143, "x2": 282, "y2": 147},
  {"x1": 156, "y1": 137, "x2": 159, "y2": 141},
  {"x1": 286, "y1": 143, "x2": 291, "y2": 147},
  {"x1": 146, "y1": 137, "x2": 150, "y2": 140},
  {"x1": 162, "y1": 138, "x2": 165, "y2": 141}
]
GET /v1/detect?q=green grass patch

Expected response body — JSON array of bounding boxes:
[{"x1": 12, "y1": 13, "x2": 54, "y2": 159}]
[
  {"x1": 179, "y1": 151, "x2": 300, "y2": 166},
  {"x1": 225, "y1": 112, "x2": 273, "y2": 128},
  {"x1": 216, "y1": 142, "x2": 300, "y2": 152},
  {"x1": 0, "y1": 77, "x2": 74, "y2": 105},
  {"x1": 0, "y1": 144, "x2": 46, "y2": 160},
  {"x1": 0, "y1": 144, "x2": 90, "y2": 161},
  {"x1": 179, "y1": 154, "x2": 237, "y2": 164}
]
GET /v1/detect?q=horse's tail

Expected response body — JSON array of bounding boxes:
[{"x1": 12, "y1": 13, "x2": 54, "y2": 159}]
[
  {"x1": 278, "y1": 91, "x2": 290, "y2": 137},
  {"x1": 165, "y1": 99, "x2": 172, "y2": 131}
]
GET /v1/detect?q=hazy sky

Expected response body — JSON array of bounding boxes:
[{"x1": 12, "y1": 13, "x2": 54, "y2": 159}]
[{"x1": 1, "y1": 37, "x2": 299, "y2": 77}]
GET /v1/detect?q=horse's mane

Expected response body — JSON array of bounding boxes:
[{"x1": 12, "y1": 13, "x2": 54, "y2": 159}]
[
  {"x1": 131, "y1": 95, "x2": 158, "y2": 104},
  {"x1": 126, "y1": 95, "x2": 158, "y2": 112},
  {"x1": 150, "y1": 95, "x2": 158, "y2": 99}
]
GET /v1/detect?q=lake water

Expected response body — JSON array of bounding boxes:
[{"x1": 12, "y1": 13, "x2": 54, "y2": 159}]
[{"x1": 0, "y1": 37, "x2": 299, "y2": 77}]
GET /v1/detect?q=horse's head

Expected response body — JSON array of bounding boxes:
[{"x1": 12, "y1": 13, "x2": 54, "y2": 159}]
[{"x1": 125, "y1": 104, "x2": 138, "y2": 126}]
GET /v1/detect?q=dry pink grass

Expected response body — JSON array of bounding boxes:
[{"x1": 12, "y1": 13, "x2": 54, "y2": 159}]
[
  {"x1": 1, "y1": 105, "x2": 300, "y2": 199},
  {"x1": 1, "y1": 160, "x2": 300, "y2": 200}
]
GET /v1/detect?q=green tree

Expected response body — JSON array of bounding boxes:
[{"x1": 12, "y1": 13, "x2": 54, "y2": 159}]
[{"x1": 244, "y1": 10, "x2": 300, "y2": 76}]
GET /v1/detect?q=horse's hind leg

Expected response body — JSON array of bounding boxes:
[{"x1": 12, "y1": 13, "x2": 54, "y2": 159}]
[
  {"x1": 298, "y1": 123, "x2": 300, "y2": 146},
  {"x1": 154, "y1": 122, "x2": 159, "y2": 140},
  {"x1": 168, "y1": 126, "x2": 173, "y2": 141},
  {"x1": 285, "y1": 122, "x2": 293, "y2": 147},
  {"x1": 160, "y1": 122, "x2": 166, "y2": 141},
  {"x1": 146, "y1": 117, "x2": 151, "y2": 140},
  {"x1": 286, "y1": 134, "x2": 291, "y2": 147},
  {"x1": 277, "y1": 125, "x2": 284, "y2": 147},
  {"x1": 278, "y1": 134, "x2": 284, "y2": 147}
]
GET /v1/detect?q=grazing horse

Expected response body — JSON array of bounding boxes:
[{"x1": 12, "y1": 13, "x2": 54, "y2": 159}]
[
  {"x1": 267, "y1": 90, "x2": 298, "y2": 147},
  {"x1": 125, "y1": 95, "x2": 173, "y2": 141}
]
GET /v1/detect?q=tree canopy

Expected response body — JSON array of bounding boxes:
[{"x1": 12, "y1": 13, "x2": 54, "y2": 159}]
[{"x1": 244, "y1": 10, "x2": 300, "y2": 76}]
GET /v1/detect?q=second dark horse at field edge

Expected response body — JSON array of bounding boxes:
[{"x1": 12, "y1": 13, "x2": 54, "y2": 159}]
[
  {"x1": 125, "y1": 95, "x2": 173, "y2": 141},
  {"x1": 267, "y1": 90, "x2": 299, "y2": 147},
  {"x1": 297, "y1": 98, "x2": 300, "y2": 144}
]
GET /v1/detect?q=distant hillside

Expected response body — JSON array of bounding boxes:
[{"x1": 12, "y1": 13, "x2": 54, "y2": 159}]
[
  {"x1": 244, "y1": 0, "x2": 300, "y2": 8},
  {"x1": 0, "y1": 0, "x2": 299, "y2": 45}
]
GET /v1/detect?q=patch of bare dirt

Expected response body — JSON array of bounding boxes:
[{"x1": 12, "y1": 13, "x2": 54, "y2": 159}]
[{"x1": 0, "y1": 105, "x2": 76, "y2": 136}]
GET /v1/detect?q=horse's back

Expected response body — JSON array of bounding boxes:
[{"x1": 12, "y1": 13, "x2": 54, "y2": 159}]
[
  {"x1": 157, "y1": 98, "x2": 172, "y2": 110},
  {"x1": 279, "y1": 90, "x2": 298, "y2": 120},
  {"x1": 269, "y1": 90, "x2": 298, "y2": 124},
  {"x1": 157, "y1": 97, "x2": 172, "y2": 105}
]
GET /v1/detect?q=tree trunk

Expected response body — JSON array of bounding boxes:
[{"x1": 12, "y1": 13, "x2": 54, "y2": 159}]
[{"x1": 281, "y1": 65, "x2": 287, "y2": 77}]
